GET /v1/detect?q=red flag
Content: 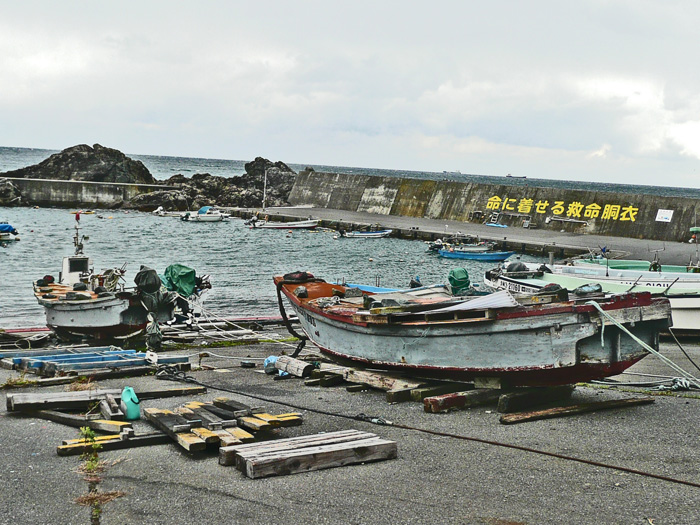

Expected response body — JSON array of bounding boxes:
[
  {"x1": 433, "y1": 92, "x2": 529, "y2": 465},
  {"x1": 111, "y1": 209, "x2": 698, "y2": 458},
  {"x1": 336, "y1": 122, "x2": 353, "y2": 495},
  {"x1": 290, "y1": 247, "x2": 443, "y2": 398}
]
[{"x1": 75, "y1": 211, "x2": 81, "y2": 222}]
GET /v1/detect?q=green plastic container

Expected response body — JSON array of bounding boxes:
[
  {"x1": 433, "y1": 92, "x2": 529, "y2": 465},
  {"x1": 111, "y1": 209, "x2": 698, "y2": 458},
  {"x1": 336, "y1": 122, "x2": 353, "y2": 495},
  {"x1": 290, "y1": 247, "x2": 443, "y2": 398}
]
[{"x1": 120, "y1": 386, "x2": 141, "y2": 420}]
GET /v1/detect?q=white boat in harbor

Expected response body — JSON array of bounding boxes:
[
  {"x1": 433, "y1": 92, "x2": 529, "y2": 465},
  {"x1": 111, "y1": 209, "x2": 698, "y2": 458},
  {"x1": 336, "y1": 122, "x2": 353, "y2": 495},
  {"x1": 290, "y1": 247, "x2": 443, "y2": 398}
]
[
  {"x1": 0, "y1": 222, "x2": 20, "y2": 243},
  {"x1": 246, "y1": 216, "x2": 319, "y2": 229},
  {"x1": 152, "y1": 206, "x2": 184, "y2": 217},
  {"x1": 484, "y1": 262, "x2": 700, "y2": 336},
  {"x1": 274, "y1": 272, "x2": 671, "y2": 386},
  {"x1": 340, "y1": 229, "x2": 393, "y2": 238},
  {"x1": 180, "y1": 206, "x2": 229, "y2": 222}
]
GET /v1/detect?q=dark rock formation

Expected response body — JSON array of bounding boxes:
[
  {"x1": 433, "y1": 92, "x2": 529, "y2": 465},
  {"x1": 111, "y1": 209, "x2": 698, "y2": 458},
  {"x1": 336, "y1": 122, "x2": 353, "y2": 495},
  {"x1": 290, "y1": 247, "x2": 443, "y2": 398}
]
[
  {"x1": 131, "y1": 157, "x2": 297, "y2": 211},
  {"x1": 0, "y1": 178, "x2": 22, "y2": 206},
  {"x1": 128, "y1": 189, "x2": 190, "y2": 211},
  {"x1": 1, "y1": 144, "x2": 156, "y2": 184}
]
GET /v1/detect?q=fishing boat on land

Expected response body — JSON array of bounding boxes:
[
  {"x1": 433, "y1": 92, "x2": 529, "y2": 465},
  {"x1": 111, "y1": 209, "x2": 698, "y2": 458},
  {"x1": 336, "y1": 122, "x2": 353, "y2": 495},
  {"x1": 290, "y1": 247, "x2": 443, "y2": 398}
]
[
  {"x1": 274, "y1": 271, "x2": 671, "y2": 386},
  {"x1": 339, "y1": 229, "x2": 393, "y2": 238},
  {"x1": 33, "y1": 218, "x2": 210, "y2": 342},
  {"x1": 0, "y1": 222, "x2": 19, "y2": 243},
  {"x1": 438, "y1": 248, "x2": 515, "y2": 262},
  {"x1": 484, "y1": 262, "x2": 700, "y2": 335},
  {"x1": 245, "y1": 216, "x2": 319, "y2": 229},
  {"x1": 180, "y1": 206, "x2": 229, "y2": 222}
]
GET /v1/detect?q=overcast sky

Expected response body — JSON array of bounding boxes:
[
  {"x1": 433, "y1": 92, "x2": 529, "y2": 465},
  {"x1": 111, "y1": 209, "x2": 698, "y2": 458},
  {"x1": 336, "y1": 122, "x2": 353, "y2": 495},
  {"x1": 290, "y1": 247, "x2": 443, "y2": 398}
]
[{"x1": 2, "y1": 1, "x2": 699, "y2": 187}]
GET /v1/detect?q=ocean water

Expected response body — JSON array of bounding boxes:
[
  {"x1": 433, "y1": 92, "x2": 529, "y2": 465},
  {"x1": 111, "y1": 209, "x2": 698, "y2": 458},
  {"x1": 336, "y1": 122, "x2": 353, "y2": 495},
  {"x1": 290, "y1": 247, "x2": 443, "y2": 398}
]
[{"x1": 0, "y1": 207, "x2": 546, "y2": 328}]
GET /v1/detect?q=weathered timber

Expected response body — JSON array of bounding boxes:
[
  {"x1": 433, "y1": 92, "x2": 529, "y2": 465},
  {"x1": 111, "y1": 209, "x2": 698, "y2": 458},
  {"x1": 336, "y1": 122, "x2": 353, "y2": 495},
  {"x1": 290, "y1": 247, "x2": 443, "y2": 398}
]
[
  {"x1": 62, "y1": 433, "x2": 123, "y2": 445},
  {"x1": 274, "y1": 355, "x2": 315, "y2": 377},
  {"x1": 225, "y1": 426, "x2": 255, "y2": 443},
  {"x1": 213, "y1": 397, "x2": 264, "y2": 417},
  {"x1": 497, "y1": 385, "x2": 576, "y2": 413},
  {"x1": 409, "y1": 382, "x2": 474, "y2": 402},
  {"x1": 237, "y1": 416, "x2": 272, "y2": 432},
  {"x1": 210, "y1": 429, "x2": 243, "y2": 447},
  {"x1": 99, "y1": 394, "x2": 124, "y2": 420},
  {"x1": 239, "y1": 436, "x2": 397, "y2": 478},
  {"x1": 319, "y1": 373, "x2": 345, "y2": 387},
  {"x1": 191, "y1": 426, "x2": 221, "y2": 444},
  {"x1": 253, "y1": 412, "x2": 303, "y2": 427},
  {"x1": 143, "y1": 408, "x2": 206, "y2": 452},
  {"x1": 346, "y1": 383, "x2": 370, "y2": 392},
  {"x1": 423, "y1": 389, "x2": 502, "y2": 413},
  {"x1": 386, "y1": 388, "x2": 415, "y2": 403},
  {"x1": 182, "y1": 402, "x2": 238, "y2": 429},
  {"x1": 304, "y1": 378, "x2": 321, "y2": 386},
  {"x1": 219, "y1": 429, "x2": 375, "y2": 467},
  {"x1": 499, "y1": 397, "x2": 656, "y2": 424},
  {"x1": 6, "y1": 386, "x2": 206, "y2": 412},
  {"x1": 30, "y1": 410, "x2": 133, "y2": 433},
  {"x1": 319, "y1": 364, "x2": 426, "y2": 391},
  {"x1": 57, "y1": 432, "x2": 171, "y2": 456}
]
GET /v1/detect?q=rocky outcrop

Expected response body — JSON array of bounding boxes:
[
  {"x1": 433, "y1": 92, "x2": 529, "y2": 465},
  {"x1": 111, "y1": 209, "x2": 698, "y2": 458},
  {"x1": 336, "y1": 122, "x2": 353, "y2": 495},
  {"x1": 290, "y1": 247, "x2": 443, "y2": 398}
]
[
  {"x1": 1, "y1": 144, "x2": 156, "y2": 184},
  {"x1": 0, "y1": 178, "x2": 22, "y2": 206},
  {"x1": 130, "y1": 157, "x2": 297, "y2": 211}
]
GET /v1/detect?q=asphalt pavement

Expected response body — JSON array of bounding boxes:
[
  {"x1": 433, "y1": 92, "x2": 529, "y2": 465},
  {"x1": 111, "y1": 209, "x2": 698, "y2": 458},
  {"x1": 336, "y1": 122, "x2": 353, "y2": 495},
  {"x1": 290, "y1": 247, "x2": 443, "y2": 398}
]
[{"x1": 2, "y1": 326, "x2": 700, "y2": 525}]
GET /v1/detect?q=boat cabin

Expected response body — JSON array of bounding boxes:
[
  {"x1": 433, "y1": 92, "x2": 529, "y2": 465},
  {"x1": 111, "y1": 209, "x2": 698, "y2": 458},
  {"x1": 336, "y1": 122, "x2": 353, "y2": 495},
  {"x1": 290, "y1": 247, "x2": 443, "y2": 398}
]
[{"x1": 60, "y1": 255, "x2": 93, "y2": 286}]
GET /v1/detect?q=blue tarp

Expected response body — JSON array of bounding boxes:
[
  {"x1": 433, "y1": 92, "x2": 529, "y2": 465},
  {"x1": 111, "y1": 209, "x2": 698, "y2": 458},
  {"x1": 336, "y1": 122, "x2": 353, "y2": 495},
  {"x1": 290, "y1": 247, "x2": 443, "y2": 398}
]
[
  {"x1": 197, "y1": 206, "x2": 212, "y2": 215},
  {"x1": 0, "y1": 224, "x2": 17, "y2": 233}
]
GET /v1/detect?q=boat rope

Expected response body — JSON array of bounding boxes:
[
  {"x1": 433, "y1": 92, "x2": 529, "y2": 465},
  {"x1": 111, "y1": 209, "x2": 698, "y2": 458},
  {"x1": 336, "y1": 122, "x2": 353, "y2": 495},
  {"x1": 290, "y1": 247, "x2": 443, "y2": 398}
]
[
  {"x1": 585, "y1": 300, "x2": 700, "y2": 389},
  {"x1": 154, "y1": 365, "x2": 700, "y2": 490},
  {"x1": 275, "y1": 277, "x2": 329, "y2": 357},
  {"x1": 667, "y1": 327, "x2": 700, "y2": 374}
]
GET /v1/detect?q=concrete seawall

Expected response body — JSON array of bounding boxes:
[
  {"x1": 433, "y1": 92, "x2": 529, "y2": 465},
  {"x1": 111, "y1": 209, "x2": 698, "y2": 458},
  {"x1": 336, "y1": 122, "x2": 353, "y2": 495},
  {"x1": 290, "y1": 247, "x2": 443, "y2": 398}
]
[
  {"x1": 288, "y1": 170, "x2": 698, "y2": 242},
  {"x1": 4, "y1": 177, "x2": 171, "y2": 208}
]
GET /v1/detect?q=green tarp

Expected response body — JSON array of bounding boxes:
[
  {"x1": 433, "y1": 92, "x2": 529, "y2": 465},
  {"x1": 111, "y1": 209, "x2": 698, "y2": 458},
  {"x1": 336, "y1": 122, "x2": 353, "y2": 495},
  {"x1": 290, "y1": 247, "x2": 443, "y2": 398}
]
[
  {"x1": 160, "y1": 264, "x2": 197, "y2": 298},
  {"x1": 448, "y1": 268, "x2": 471, "y2": 295}
]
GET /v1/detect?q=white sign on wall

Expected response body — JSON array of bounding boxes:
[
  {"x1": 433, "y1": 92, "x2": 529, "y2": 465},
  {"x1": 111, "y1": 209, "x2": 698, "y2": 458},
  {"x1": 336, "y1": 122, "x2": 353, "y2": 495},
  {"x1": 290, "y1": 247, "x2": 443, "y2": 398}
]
[{"x1": 655, "y1": 209, "x2": 674, "y2": 223}]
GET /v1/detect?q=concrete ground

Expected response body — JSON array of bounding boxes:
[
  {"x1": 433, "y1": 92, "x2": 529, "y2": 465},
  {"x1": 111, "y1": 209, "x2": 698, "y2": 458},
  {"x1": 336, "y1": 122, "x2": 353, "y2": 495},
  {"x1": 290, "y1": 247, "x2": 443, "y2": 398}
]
[
  {"x1": 1, "y1": 324, "x2": 700, "y2": 525},
  {"x1": 246, "y1": 206, "x2": 700, "y2": 265}
]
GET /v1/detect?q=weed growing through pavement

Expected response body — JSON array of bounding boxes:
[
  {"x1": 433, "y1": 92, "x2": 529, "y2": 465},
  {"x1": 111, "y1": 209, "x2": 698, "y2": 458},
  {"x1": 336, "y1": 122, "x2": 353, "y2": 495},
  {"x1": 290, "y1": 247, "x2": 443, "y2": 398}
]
[{"x1": 74, "y1": 426, "x2": 126, "y2": 525}]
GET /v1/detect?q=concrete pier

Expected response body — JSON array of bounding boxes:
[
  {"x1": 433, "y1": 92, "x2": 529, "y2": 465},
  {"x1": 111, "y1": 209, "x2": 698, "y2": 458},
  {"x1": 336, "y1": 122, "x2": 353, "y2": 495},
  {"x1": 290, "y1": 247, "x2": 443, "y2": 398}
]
[{"x1": 229, "y1": 206, "x2": 700, "y2": 265}]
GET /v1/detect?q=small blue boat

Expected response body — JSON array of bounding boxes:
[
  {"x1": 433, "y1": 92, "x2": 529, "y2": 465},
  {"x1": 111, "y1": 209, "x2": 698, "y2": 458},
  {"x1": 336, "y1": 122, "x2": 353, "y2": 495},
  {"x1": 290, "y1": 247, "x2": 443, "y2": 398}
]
[{"x1": 438, "y1": 249, "x2": 515, "y2": 262}]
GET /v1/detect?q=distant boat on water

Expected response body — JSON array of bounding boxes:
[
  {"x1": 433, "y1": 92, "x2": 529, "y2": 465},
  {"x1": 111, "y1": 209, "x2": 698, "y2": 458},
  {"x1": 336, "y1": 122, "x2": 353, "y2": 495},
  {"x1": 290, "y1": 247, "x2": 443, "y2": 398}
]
[{"x1": 439, "y1": 249, "x2": 515, "y2": 262}]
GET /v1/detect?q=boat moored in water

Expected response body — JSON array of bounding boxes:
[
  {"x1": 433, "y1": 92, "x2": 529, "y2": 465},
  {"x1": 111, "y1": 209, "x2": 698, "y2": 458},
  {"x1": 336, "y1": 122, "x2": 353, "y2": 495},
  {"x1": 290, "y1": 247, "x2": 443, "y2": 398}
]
[
  {"x1": 180, "y1": 206, "x2": 229, "y2": 222},
  {"x1": 439, "y1": 248, "x2": 515, "y2": 262},
  {"x1": 0, "y1": 222, "x2": 20, "y2": 243},
  {"x1": 274, "y1": 271, "x2": 672, "y2": 386}
]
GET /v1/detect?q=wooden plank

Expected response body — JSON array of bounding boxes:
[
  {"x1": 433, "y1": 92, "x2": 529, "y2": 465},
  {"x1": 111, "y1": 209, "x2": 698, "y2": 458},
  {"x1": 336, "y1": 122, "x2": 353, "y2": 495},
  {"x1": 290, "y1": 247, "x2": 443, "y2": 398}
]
[
  {"x1": 30, "y1": 410, "x2": 135, "y2": 433},
  {"x1": 191, "y1": 426, "x2": 221, "y2": 444},
  {"x1": 497, "y1": 385, "x2": 576, "y2": 413},
  {"x1": 499, "y1": 397, "x2": 655, "y2": 425},
  {"x1": 219, "y1": 429, "x2": 372, "y2": 467},
  {"x1": 212, "y1": 397, "x2": 264, "y2": 417},
  {"x1": 57, "y1": 432, "x2": 171, "y2": 456},
  {"x1": 62, "y1": 434, "x2": 123, "y2": 445},
  {"x1": 182, "y1": 403, "x2": 237, "y2": 429},
  {"x1": 210, "y1": 429, "x2": 242, "y2": 447},
  {"x1": 237, "y1": 416, "x2": 272, "y2": 432},
  {"x1": 99, "y1": 394, "x2": 124, "y2": 420},
  {"x1": 423, "y1": 389, "x2": 501, "y2": 413},
  {"x1": 243, "y1": 437, "x2": 397, "y2": 478},
  {"x1": 319, "y1": 364, "x2": 425, "y2": 392},
  {"x1": 410, "y1": 383, "x2": 474, "y2": 402},
  {"x1": 7, "y1": 386, "x2": 207, "y2": 412},
  {"x1": 143, "y1": 408, "x2": 206, "y2": 452},
  {"x1": 224, "y1": 427, "x2": 255, "y2": 443},
  {"x1": 274, "y1": 355, "x2": 315, "y2": 377},
  {"x1": 319, "y1": 374, "x2": 345, "y2": 387}
]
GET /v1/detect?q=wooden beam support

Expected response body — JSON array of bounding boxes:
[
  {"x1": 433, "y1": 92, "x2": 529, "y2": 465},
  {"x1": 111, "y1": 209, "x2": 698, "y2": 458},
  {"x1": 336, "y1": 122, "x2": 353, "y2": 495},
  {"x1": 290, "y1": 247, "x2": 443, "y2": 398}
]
[
  {"x1": 423, "y1": 389, "x2": 501, "y2": 413},
  {"x1": 499, "y1": 397, "x2": 655, "y2": 425},
  {"x1": 57, "y1": 432, "x2": 171, "y2": 456},
  {"x1": 497, "y1": 385, "x2": 576, "y2": 414},
  {"x1": 274, "y1": 355, "x2": 315, "y2": 377}
]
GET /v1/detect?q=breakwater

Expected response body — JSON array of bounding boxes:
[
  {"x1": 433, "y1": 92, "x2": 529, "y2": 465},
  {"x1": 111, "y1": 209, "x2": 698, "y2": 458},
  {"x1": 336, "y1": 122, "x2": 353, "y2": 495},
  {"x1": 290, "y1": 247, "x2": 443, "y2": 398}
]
[
  {"x1": 289, "y1": 170, "x2": 698, "y2": 242},
  {"x1": 4, "y1": 177, "x2": 171, "y2": 208}
]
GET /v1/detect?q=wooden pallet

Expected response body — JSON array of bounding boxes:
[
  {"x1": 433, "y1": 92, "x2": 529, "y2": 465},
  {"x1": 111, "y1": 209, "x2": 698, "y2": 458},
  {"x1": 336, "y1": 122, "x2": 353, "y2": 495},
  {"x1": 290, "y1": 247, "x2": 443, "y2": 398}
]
[{"x1": 219, "y1": 429, "x2": 397, "y2": 478}]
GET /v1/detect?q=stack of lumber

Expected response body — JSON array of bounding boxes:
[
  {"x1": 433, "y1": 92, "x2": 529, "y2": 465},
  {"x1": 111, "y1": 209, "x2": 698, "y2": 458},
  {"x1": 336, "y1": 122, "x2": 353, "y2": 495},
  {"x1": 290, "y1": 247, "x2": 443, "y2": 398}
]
[
  {"x1": 142, "y1": 397, "x2": 303, "y2": 453},
  {"x1": 219, "y1": 429, "x2": 397, "y2": 478}
]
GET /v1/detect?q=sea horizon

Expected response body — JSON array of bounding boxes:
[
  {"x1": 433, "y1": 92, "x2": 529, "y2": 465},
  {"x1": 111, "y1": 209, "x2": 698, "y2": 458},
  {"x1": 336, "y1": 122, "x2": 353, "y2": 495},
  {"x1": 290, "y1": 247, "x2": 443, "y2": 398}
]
[{"x1": 2, "y1": 144, "x2": 700, "y2": 199}]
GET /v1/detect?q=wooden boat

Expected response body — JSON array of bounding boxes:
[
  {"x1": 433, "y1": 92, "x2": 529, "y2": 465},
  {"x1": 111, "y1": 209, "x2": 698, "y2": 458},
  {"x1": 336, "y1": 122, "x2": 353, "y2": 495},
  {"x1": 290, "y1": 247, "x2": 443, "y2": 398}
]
[
  {"x1": 340, "y1": 229, "x2": 393, "y2": 238},
  {"x1": 426, "y1": 236, "x2": 494, "y2": 253},
  {"x1": 439, "y1": 249, "x2": 515, "y2": 262},
  {"x1": 152, "y1": 206, "x2": 184, "y2": 217},
  {"x1": 274, "y1": 272, "x2": 672, "y2": 386},
  {"x1": 247, "y1": 217, "x2": 319, "y2": 229},
  {"x1": 484, "y1": 263, "x2": 700, "y2": 335}
]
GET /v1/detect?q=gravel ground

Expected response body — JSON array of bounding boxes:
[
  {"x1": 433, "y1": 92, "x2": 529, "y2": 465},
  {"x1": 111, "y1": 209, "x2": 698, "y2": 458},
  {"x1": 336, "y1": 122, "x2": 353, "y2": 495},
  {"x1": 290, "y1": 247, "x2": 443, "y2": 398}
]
[{"x1": 1, "y1": 326, "x2": 699, "y2": 525}]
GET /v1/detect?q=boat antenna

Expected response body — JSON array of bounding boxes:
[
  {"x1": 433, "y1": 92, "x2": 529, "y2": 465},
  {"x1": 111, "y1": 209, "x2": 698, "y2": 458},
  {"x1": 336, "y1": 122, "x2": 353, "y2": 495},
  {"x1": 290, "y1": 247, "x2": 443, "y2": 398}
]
[
  {"x1": 262, "y1": 167, "x2": 268, "y2": 211},
  {"x1": 73, "y1": 213, "x2": 84, "y2": 255},
  {"x1": 624, "y1": 275, "x2": 642, "y2": 293},
  {"x1": 662, "y1": 277, "x2": 680, "y2": 296}
]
